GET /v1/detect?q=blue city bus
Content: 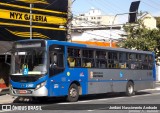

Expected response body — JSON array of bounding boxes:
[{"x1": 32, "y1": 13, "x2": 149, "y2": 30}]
[{"x1": 9, "y1": 39, "x2": 156, "y2": 102}]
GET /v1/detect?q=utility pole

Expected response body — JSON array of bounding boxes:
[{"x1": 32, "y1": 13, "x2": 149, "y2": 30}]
[
  {"x1": 67, "y1": 0, "x2": 72, "y2": 42},
  {"x1": 30, "y1": 3, "x2": 32, "y2": 40}
]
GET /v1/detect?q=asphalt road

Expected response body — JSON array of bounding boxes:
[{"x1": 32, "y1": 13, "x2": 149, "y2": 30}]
[{"x1": 1, "y1": 89, "x2": 160, "y2": 113}]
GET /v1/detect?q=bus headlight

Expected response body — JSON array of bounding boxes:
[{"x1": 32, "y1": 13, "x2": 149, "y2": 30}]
[{"x1": 35, "y1": 81, "x2": 46, "y2": 90}]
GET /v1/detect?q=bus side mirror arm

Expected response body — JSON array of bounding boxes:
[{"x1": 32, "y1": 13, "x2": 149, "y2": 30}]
[
  {"x1": 50, "y1": 63, "x2": 56, "y2": 69},
  {"x1": 5, "y1": 52, "x2": 11, "y2": 66}
]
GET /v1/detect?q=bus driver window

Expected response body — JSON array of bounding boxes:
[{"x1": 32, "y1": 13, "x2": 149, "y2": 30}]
[{"x1": 50, "y1": 53, "x2": 58, "y2": 68}]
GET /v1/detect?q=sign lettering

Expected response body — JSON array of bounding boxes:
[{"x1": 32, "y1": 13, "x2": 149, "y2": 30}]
[
  {"x1": 10, "y1": 12, "x2": 47, "y2": 22},
  {"x1": 0, "y1": 9, "x2": 66, "y2": 25}
]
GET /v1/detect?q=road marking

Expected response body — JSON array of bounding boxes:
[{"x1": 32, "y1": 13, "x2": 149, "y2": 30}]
[
  {"x1": 86, "y1": 93, "x2": 160, "y2": 111},
  {"x1": 156, "y1": 87, "x2": 160, "y2": 90},
  {"x1": 58, "y1": 92, "x2": 160, "y2": 105},
  {"x1": 0, "y1": 110, "x2": 12, "y2": 112},
  {"x1": 140, "y1": 87, "x2": 160, "y2": 91},
  {"x1": 87, "y1": 110, "x2": 94, "y2": 111}
]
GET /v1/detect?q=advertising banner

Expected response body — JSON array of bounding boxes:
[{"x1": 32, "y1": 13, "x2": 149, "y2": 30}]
[{"x1": 0, "y1": 0, "x2": 68, "y2": 41}]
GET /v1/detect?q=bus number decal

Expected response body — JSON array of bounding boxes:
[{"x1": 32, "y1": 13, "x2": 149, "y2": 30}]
[
  {"x1": 80, "y1": 72, "x2": 84, "y2": 77},
  {"x1": 54, "y1": 84, "x2": 59, "y2": 88},
  {"x1": 120, "y1": 71, "x2": 124, "y2": 78},
  {"x1": 26, "y1": 84, "x2": 34, "y2": 88}
]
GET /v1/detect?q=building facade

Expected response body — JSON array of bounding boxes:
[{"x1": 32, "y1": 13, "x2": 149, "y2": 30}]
[
  {"x1": 139, "y1": 13, "x2": 157, "y2": 30},
  {"x1": 71, "y1": 8, "x2": 125, "y2": 47},
  {"x1": 71, "y1": 9, "x2": 157, "y2": 48},
  {"x1": 72, "y1": 8, "x2": 118, "y2": 28}
]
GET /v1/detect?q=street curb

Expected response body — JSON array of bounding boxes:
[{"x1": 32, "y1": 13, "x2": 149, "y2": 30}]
[{"x1": 0, "y1": 88, "x2": 9, "y2": 95}]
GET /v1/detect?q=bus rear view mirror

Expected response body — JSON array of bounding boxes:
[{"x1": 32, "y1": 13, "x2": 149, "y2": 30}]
[{"x1": 53, "y1": 53, "x2": 57, "y2": 63}]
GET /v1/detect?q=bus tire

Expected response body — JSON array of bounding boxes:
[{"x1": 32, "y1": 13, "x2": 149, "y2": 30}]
[
  {"x1": 125, "y1": 81, "x2": 135, "y2": 96},
  {"x1": 67, "y1": 84, "x2": 79, "y2": 102}
]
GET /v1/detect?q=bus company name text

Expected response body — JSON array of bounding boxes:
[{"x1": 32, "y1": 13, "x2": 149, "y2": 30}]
[
  {"x1": 93, "y1": 72, "x2": 103, "y2": 77},
  {"x1": 2, "y1": 105, "x2": 42, "y2": 111},
  {"x1": 10, "y1": 12, "x2": 47, "y2": 22}
]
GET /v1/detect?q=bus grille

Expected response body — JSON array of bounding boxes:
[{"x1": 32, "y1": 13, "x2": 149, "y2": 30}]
[{"x1": 10, "y1": 75, "x2": 42, "y2": 82}]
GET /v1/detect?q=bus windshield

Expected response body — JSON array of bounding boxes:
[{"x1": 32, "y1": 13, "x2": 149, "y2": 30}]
[{"x1": 11, "y1": 48, "x2": 47, "y2": 75}]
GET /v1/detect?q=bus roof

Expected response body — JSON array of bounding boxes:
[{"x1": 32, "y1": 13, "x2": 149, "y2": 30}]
[
  {"x1": 47, "y1": 40, "x2": 153, "y2": 55},
  {"x1": 15, "y1": 39, "x2": 153, "y2": 55}
]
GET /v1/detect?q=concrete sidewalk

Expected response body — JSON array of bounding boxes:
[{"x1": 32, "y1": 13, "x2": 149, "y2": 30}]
[
  {"x1": 0, "y1": 88, "x2": 14, "y2": 104},
  {"x1": 0, "y1": 94, "x2": 15, "y2": 104},
  {"x1": 0, "y1": 88, "x2": 9, "y2": 95}
]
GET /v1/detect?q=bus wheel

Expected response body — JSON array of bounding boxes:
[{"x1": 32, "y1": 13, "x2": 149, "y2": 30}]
[
  {"x1": 67, "y1": 84, "x2": 79, "y2": 102},
  {"x1": 125, "y1": 81, "x2": 135, "y2": 96}
]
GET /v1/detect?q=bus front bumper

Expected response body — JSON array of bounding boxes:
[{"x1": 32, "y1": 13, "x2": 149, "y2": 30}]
[{"x1": 10, "y1": 86, "x2": 48, "y2": 97}]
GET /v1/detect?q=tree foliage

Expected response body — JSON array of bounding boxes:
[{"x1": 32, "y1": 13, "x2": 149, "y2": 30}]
[
  {"x1": 117, "y1": 20, "x2": 160, "y2": 61},
  {"x1": 155, "y1": 17, "x2": 160, "y2": 29}
]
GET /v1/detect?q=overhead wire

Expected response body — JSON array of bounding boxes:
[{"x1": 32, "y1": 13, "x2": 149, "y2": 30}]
[
  {"x1": 149, "y1": 0, "x2": 160, "y2": 7},
  {"x1": 71, "y1": 0, "x2": 142, "y2": 41},
  {"x1": 140, "y1": 0, "x2": 160, "y2": 10},
  {"x1": 71, "y1": 0, "x2": 127, "y2": 40},
  {"x1": 97, "y1": 0, "x2": 123, "y2": 14},
  {"x1": 78, "y1": 0, "x2": 129, "y2": 24},
  {"x1": 0, "y1": 0, "x2": 131, "y2": 41}
]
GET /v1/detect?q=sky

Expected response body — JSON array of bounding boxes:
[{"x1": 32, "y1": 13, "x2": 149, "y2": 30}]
[
  {"x1": 6, "y1": 0, "x2": 160, "y2": 16},
  {"x1": 71, "y1": 0, "x2": 160, "y2": 40},
  {"x1": 72, "y1": 0, "x2": 160, "y2": 16}
]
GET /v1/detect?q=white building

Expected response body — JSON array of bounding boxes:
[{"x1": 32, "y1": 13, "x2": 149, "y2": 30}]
[
  {"x1": 139, "y1": 13, "x2": 157, "y2": 30},
  {"x1": 71, "y1": 8, "x2": 125, "y2": 47},
  {"x1": 72, "y1": 8, "x2": 118, "y2": 28},
  {"x1": 71, "y1": 27, "x2": 125, "y2": 41}
]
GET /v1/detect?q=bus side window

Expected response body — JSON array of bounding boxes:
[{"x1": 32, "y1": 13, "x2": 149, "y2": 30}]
[
  {"x1": 67, "y1": 47, "x2": 81, "y2": 67},
  {"x1": 82, "y1": 49, "x2": 94, "y2": 68},
  {"x1": 128, "y1": 53, "x2": 136, "y2": 69},
  {"x1": 49, "y1": 52, "x2": 58, "y2": 69},
  {"x1": 119, "y1": 53, "x2": 127, "y2": 69},
  {"x1": 50, "y1": 51, "x2": 64, "y2": 66},
  {"x1": 148, "y1": 55, "x2": 153, "y2": 69},
  {"x1": 96, "y1": 51, "x2": 107, "y2": 68},
  {"x1": 142, "y1": 55, "x2": 149, "y2": 69},
  {"x1": 108, "y1": 52, "x2": 118, "y2": 68}
]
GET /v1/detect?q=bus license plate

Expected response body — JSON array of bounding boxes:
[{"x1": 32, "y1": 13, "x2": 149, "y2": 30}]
[{"x1": 19, "y1": 90, "x2": 27, "y2": 94}]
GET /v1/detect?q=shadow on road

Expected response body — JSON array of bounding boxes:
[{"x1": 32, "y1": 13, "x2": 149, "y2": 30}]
[{"x1": 12, "y1": 91, "x2": 151, "y2": 105}]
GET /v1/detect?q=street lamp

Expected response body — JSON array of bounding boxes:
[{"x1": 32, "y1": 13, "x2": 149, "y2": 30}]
[
  {"x1": 30, "y1": 3, "x2": 32, "y2": 39},
  {"x1": 109, "y1": 1, "x2": 140, "y2": 47}
]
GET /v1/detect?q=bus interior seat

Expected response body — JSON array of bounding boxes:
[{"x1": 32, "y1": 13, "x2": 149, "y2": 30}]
[
  {"x1": 86, "y1": 62, "x2": 91, "y2": 68},
  {"x1": 68, "y1": 57, "x2": 75, "y2": 67},
  {"x1": 119, "y1": 63, "x2": 126, "y2": 68},
  {"x1": 108, "y1": 63, "x2": 113, "y2": 68}
]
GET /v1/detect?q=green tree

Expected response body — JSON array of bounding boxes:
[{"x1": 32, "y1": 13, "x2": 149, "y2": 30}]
[
  {"x1": 155, "y1": 17, "x2": 160, "y2": 29},
  {"x1": 117, "y1": 20, "x2": 160, "y2": 62}
]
